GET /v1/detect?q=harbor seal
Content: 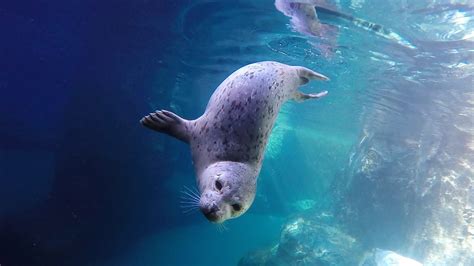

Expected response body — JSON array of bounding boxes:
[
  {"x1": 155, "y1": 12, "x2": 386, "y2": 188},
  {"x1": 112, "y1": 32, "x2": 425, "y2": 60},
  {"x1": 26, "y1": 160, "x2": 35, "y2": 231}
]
[
  {"x1": 275, "y1": 0, "x2": 415, "y2": 50},
  {"x1": 275, "y1": 0, "x2": 336, "y2": 38},
  {"x1": 141, "y1": 61, "x2": 329, "y2": 223}
]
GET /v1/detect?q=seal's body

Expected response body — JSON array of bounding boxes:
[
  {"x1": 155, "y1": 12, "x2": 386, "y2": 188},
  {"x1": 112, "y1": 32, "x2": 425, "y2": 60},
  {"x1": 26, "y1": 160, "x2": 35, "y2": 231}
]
[
  {"x1": 275, "y1": 0, "x2": 331, "y2": 37},
  {"x1": 275, "y1": 0, "x2": 339, "y2": 57},
  {"x1": 141, "y1": 61, "x2": 328, "y2": 223}
]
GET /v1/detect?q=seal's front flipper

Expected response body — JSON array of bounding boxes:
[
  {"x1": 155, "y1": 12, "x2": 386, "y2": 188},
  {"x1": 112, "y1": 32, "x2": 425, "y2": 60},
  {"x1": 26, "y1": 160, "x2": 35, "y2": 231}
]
[
  {"x1": 294, "y1": 90, "x2": 328, "y2": 102},
  {"x1": 140, "y1": 110, "x2": 191, "y2": 143}
]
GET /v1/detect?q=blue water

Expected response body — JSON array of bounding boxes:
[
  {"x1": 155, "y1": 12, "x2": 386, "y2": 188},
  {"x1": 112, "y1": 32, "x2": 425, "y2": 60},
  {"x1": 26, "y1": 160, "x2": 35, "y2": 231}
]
[{"x1": 1, "y1": 0, "x2": 473, "y2": 265}]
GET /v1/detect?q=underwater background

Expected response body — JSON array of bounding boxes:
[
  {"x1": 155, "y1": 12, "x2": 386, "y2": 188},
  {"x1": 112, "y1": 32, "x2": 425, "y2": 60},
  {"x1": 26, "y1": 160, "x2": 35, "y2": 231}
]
[{"x1": 0, "y1": 0, "x2": 473, "y2": 265}]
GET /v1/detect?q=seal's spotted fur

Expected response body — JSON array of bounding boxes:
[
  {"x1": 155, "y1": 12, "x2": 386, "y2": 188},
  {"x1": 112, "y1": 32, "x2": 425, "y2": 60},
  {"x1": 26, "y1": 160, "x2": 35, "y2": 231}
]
[{"x1": 141, "y1": 61, "x2": 328, "y2": 223}]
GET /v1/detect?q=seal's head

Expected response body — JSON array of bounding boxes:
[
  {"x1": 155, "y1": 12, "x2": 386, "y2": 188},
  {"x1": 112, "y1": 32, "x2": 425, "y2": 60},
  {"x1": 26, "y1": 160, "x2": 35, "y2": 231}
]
[{"x1": 198, "y1": 161, "x2": 257, "y2": 223}]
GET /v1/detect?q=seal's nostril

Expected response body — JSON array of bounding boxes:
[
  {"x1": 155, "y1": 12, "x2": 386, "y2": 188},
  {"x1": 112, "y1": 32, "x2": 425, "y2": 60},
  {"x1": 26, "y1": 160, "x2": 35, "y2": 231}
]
[
  {"x1": 200, "y1": 204, "x2": 217, "y2": 214},
  {"x1": 200, "y1": 203, "x2": 220, "y2": 222}
]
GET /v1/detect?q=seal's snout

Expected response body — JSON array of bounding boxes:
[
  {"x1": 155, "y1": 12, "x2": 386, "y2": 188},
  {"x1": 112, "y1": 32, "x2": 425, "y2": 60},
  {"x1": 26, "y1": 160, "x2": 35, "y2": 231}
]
[{"x1": 201, "y1": 203, "x2": 220, "y2": 222}]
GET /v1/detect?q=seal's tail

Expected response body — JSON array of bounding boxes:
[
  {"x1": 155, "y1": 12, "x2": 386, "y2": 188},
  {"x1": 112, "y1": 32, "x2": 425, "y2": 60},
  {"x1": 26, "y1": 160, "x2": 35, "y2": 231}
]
[{"x1": 294, "y1": 66, "x2": 329, "y2": 85}]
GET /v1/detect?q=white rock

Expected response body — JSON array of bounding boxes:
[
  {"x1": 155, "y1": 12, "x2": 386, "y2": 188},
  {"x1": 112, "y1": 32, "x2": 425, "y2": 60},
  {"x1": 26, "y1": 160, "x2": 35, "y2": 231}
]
[{"x1": 374, "y1": 249, "x2": 423, "y2": 266}]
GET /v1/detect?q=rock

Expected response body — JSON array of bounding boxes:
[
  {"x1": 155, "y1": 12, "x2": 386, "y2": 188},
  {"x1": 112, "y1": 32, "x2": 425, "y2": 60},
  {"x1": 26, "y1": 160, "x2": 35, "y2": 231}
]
[
  {"x1": 288, "y1": 199, "x2": 317, "y2": 212},
  {"x1": 238, "y1": 246, "x2": 278, "y2": 266},
  {"x1": 239, "y1": 216, "x2": 364, "y2": 266},
  {"x1": 360, "y1": 249, "x2": 423, "y2": 266}
]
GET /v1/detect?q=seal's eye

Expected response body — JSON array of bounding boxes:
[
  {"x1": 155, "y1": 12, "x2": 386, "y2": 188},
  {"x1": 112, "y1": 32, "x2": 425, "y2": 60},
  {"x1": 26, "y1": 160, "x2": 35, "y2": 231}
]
[
  {"x1": 231, "y1": 203, "x2": 242, "y2": 212},
  {"x1": 215, "y1": 180, "x2": 223, "y2": 191}
]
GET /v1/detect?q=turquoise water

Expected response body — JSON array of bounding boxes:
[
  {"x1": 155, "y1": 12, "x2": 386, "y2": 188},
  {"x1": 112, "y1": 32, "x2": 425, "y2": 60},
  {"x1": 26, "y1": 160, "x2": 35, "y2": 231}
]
[
  {"x1": 1, "y1": 0, "x2": 473, "y2": 265},
  {"x1": 108, "y1": 1, "x2": 473, "y2": 265}
]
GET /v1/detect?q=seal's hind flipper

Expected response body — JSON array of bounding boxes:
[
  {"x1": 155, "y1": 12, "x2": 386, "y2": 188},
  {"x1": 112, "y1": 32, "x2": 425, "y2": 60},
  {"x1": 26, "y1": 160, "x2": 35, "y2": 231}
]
[
  {"x1": 140, "y1": 110, "x2": 191, "y2": 143},
  {"x1": 294, "y1": 90, "x2": 328, "y2": 102},
  {"x1": 293, "y1": 66, "x2": 329, "y2": 102},
  {"x1": 295, "y1": 66, "x2": 329, "y2": 84}
]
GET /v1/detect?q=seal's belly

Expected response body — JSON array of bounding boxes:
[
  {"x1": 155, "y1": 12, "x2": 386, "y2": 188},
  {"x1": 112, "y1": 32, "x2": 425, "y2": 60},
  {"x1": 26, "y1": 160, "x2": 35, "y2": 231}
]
[{"x1": 191, "y1": 62, "x2": 297, "y2": 165}]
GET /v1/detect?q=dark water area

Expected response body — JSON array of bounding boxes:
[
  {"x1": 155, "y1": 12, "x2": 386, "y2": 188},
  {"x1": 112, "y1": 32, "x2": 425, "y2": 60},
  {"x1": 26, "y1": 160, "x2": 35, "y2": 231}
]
[
  {"x1": 1, "y1": 0, "x2": 473, "y2": 265},
  {"x1": 1, "y1": 1, "x2": 192, "y2": 265}
]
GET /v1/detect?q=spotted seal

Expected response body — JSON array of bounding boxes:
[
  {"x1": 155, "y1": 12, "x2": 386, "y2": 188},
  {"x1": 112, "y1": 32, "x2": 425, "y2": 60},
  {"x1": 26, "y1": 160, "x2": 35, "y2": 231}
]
[{"x1": 141, "y1": 61, "x2": 329, "y2": 223}]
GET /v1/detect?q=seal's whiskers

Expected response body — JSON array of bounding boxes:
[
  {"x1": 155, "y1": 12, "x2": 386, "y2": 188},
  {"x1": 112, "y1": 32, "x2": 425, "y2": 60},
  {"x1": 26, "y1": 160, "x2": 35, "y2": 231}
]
[
  {"x1": 179, "y1": 185, "x2": 201, "y2": 215},
  {"x1": 180, "y1": 206, "x2": 199, "y2": 215},
  {"x1": 191, "y1": 187, "x2": 200, "y2": 200},
  {"x1": 179, "y1": 200, "x2": 199, "y2": 215},
  {"x1": 181, "y1": 190, "x2": 199, "y2": 201},
  {"x1": 222, "y1": 222, "x2": 228, "y2": 231},
  {"x1": 183, "y1": 185, "x2": 201, "y2": 200},
  {"x1": 216, "y1": 222, "x2": 229, "y2": 233}
]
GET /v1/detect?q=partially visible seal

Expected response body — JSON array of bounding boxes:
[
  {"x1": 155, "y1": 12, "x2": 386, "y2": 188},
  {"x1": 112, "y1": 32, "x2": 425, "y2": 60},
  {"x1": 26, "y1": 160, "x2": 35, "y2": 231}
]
[
  {"x1": 274, "y1": 0, "x2": 339, "y2": 57},
  {"x1": 275, "y1": 0, "x2": 416, "y2": 50},
  {"x1": 275, "y1": 0, "x2": 335, "y2": 37},
  {"x1": 141, "y1": 61, "x2": 329, "y2": 223}
]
